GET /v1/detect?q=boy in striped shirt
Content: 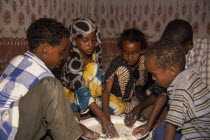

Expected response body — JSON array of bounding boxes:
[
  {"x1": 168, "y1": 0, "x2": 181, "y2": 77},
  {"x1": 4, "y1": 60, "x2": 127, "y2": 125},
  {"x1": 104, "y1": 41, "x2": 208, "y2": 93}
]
[{"x1": 140, "y1": 38, "x2": 210, "y2": 140}]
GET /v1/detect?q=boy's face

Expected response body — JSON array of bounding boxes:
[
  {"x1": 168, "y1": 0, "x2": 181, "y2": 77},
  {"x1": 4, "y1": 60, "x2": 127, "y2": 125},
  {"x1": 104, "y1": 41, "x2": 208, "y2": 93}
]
[
  {"x1": 145, "y1": 56, "x2": 175, "y2": 88},
  {"x1": 122, "y1": 41, "x2": 143, "y2": 67},
  {"x1": 44, "y1": 37, "x2": 69, "y2": 69},
  {"x1": 74, "y1": 31, "x2": 97, "y2": 57}
]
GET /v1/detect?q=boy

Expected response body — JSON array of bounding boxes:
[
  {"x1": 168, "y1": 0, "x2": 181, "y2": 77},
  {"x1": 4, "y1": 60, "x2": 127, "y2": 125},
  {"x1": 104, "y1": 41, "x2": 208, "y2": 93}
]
[
  {"x1": 0, "y1": 18, "x2": 96, "y2": 140},
  {"x1": 140, "y1": 38, "x2": 210, "y2": 139},
  {"x1": 129, "y1": 19, "x2": 194, "y2": 135}
]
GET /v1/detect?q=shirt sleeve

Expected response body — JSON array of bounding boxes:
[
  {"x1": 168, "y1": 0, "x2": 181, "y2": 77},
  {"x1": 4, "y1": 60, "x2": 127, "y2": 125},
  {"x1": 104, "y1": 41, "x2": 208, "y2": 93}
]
[
  {"x1": 104, "y1": 57, "x2": 119, "y2": 82},
  {"x1": 165, "y1": 92, "x2": 188, "y2": 129}
]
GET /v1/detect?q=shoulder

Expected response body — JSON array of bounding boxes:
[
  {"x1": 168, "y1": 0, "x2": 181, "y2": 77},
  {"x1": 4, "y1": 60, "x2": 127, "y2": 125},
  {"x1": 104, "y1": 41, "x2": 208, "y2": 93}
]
[
  {"x1": 109, "y1": 56, "x2": 124, "y2": 65},
  {"x1": 67, "y1": 51, "x2": 81, "y2": 62},
  {"x1": 169, "y1": 69, "x2": 207, "y2": 97},
  {"x1": 63, "y1": 51, "x2": 82, "y2": 70},
  {"x1": 106, "y1": 56, "x2": 128, "y2": 72}
]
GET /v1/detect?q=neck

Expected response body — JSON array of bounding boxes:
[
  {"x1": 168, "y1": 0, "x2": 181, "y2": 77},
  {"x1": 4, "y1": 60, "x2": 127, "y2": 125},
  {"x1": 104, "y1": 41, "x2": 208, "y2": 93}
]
[{"x1": 80, "y1": 51, "x2": 92, "y2": 60}]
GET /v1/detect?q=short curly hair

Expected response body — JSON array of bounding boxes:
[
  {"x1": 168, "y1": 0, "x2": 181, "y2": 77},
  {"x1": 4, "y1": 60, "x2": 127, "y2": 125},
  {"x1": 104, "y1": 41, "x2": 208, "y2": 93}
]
[
  {"x1": 118, "y1": 28, "x2": 147, "y2": 50},
  {"x1": 144, "y1": 38, "x2": 186, "y2": 71},
  {"x1": 27, "y1": 18, "x2": 70, "y2": 50},
  {"x1": 162, "y1": 19, "x2": 193, "y2": 46}
]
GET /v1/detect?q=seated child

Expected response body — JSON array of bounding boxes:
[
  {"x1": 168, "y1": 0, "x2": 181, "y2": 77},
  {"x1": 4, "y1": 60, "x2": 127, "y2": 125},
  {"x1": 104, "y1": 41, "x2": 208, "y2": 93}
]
[
  {"x1": 134, "y1": 38, "x2": 210, "y2": 139},
  {"x1": 129, "y1": 19, "x2": 194, "y2": 135},
  {"x1": 102, "y1": 28, "x2": 150, "y2": 118},
  {"x1": 60, "y1": 17, "x2": 119, "y2": 138},
  {"x1": 0, "y1": 18, "x2": 85, "y2": 140}
]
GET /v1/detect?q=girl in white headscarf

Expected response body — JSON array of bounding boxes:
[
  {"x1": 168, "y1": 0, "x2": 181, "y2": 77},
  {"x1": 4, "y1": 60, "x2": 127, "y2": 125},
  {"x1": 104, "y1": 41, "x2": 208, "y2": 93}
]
[{"x1": 61, "y1": 18, "x2": 119, "y2": 138}]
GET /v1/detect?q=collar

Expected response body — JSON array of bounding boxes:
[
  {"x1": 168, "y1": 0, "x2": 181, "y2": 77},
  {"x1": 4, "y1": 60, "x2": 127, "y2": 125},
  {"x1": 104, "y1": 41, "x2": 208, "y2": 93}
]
[{"x1": 24, "y1": 51, "x2": 55, "y2": 77}]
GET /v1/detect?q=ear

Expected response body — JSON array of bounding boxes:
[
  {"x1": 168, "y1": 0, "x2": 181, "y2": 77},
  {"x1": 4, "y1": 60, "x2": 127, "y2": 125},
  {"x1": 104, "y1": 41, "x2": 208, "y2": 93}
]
[
  {"x1": 186, "y1": 41, "x2": 193, "y2": 51},
  {"x1": 43, "y1": 43, "x2": 52, "y2": 54},
  {"x1": 72, "y1": 38, "x2": 77, "y2": 45},
  {"x1": 168, "y1": 66, "x2": 177, "y2": 77}
]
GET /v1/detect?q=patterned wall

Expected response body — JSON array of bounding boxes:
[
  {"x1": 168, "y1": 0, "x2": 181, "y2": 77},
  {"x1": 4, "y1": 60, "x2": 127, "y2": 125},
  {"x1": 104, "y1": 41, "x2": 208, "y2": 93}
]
[{"x1": 0, "y1": 0, "x2": 210, "y2": 73}]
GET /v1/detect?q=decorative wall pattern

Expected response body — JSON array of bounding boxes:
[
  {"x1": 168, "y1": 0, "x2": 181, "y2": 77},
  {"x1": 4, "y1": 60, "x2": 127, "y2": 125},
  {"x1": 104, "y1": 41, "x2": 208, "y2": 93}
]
[{"x1": 0, "y1": 0, "x2": 210, "y2": 73}]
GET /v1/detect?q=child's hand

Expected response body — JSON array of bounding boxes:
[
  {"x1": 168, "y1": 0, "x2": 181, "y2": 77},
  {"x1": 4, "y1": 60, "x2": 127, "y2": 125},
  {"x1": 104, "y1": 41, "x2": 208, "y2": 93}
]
[
  {"x1": 80, "y1": 123, "x2": 100, "y2": 139},
  {"x1": 102, "y1": 121, "x2": 119, "y2": 138},
  {"x1": 124, "y1": 106, "x2": 141, "y2": 128},
  {"x1": 132, "y1": 123, "x2": 151, "y2": 136},
  {"x1": 83, "y1": 130, "x2": 100, "y2": 139}
]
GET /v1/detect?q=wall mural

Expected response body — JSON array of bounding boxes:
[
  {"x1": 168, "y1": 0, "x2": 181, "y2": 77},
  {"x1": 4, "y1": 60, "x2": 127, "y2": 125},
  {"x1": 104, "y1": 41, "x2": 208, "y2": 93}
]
[{"x1": 0, "y1": 0, "x2": 210, "y2": 73}]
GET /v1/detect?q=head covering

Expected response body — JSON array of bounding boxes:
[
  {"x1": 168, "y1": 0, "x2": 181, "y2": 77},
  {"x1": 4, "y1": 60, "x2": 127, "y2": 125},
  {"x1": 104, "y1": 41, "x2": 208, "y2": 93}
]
[
  {"x1": 69, "y1": 18, "x2": 102, "y2": 69},
  {"x1": 69, "y1": 17, "x2": 101, "y2": 46},
  {"x1": 61, "y1": 17, "x2": 103, "y2": 91}
]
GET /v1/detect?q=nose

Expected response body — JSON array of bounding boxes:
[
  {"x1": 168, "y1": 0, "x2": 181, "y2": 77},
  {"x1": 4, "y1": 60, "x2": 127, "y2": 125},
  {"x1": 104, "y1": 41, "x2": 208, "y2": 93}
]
[
  {"x1": 88, "y1": 40, "x2": 93, "y2": 47},
  {"x1": 128, "y1": 53, "x2": 133, "y2": 60},
  {"x1": 152, "y1": 75, "x2": 156, "y2": 81}
]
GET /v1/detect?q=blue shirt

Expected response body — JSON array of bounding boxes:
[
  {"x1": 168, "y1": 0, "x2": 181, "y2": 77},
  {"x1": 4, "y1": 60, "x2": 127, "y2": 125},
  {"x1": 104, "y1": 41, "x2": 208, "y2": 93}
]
[{"x1": 0, "y1": 51, "x2": 54, "y2": 140}]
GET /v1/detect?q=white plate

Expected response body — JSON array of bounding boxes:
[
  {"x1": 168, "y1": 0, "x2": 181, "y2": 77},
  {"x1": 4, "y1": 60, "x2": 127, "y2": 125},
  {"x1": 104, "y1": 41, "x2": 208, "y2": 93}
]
[{"x1": 80, "y1": 115, "x2": 149, "y2": 140}]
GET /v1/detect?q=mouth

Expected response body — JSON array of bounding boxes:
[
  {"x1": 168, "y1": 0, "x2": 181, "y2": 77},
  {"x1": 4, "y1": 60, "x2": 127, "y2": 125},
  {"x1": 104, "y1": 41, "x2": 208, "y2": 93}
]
[
  {"x1": 128, "y1": 61, "x2": 136, "y2": 65},
  {"x1": 87, "y1": 49, "x2": 94, "y2": 53}
]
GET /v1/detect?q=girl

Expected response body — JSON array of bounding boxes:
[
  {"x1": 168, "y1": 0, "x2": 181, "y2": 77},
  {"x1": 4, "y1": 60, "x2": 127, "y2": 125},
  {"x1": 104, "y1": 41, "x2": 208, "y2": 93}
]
[
  {"x1": 60, "y1": 18, "x2": 118, "y2": 138},
  {"x1": 102, "y1": 28, "x2": 149, "y2": 120}
]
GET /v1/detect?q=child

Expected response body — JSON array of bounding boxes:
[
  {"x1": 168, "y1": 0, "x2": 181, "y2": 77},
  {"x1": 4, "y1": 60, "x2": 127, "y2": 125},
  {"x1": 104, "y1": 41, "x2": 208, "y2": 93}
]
[
  {"x1": 137, "y1": 38, "x2": 210, "y2": 139},
  {"x1": 102, "y1": 28, "x2": 150, "y2": 120},
  {"x1": 131, "y1": 19, "x2": 194, "y2": 136},
  {"x1": 60, "y1": 17, "x2": 119, "y2": 138},
  {"x1": 0, "y1": 18, "x2": 84, "y2": 139}
]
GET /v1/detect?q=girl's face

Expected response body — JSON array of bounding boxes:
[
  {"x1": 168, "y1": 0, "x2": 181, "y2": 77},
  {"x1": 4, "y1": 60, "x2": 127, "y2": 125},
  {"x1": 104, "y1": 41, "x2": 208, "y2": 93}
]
[
  {"x1": 122, "y1": 41, "x2": 143, "y2": 67},
  {"x1": 74, "y1": 32, "x2": 97, "y2": 57}
]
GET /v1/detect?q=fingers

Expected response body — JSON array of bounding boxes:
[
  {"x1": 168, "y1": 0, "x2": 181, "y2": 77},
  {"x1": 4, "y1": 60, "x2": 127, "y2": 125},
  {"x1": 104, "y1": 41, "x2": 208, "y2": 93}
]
[
  {"x1": 132, "y1": 125, "x2": 149, "y2": 137},
  {"x1": 92, "y1": 131, "x2": 100, "y2": 139},
  {"x1": 124, "y1": 113, "x2": 132, "y2": 125},
  {"x1": 83, "y1": 130, "x2": 100, "y2": 139},
  {"x1": 102, "y1": 127, "x2": 106, "y2": 134},
  {"x1": 124, "y1": 113, "x2": 137, "y2": 128},
  {"x1": 132, "y1": 126, "x2": 144, "y2": 136},
  {"x1": 104, "y1": 124, "x2": 119, "y2": 138}
]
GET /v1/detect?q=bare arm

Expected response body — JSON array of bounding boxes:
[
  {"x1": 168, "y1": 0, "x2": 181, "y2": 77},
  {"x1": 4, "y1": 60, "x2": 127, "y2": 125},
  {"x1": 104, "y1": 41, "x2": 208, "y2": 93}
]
[
  {"x1": 133, "y1": 93, "x2": 167, "y2": 136},
  {"x1": 89, "y1": 101, "x2": 119, "y2": 138},
  {"x1": 125, "y1": 94, "x2": 156, "y2": 127},
  {"x1": 164, "y1": 123, "x2": 176, "y2": 140},
  {"x1": 89, "y1": 102, "x2": 109, "y2": 123},
  {"x1": 135, "y1": 93, "x2": 157, "y2": 112},
  {"x1": 146, "y1": 94, "x2": 167, "y2": 128},
  {"x1": 88, "y1": 77, "x2": 119, "y2": 138},
  {"x1": 102, "y1": 77, "x2": 114, "y2": 120}
]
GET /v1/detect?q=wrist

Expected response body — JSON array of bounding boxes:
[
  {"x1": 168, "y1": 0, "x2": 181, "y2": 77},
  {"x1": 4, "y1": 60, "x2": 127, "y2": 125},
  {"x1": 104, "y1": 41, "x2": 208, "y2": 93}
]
[
  {"x1": 146, "y1": 121, "x2": 153, "y2": 128},
  {"x1": 101, "y1": 117, "x2": 109, "y2": 123}
]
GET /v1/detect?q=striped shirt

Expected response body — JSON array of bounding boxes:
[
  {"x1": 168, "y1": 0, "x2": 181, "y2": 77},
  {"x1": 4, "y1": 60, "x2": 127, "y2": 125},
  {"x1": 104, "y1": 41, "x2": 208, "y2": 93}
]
[
  {"x1": 0, "y1": 51, "x2": 54, "y2": 140},
  {"x1": 166, "y1": 66, "x2": 210, "y2": 140},
  {"x1": 186, "y1": 38, "x2": 210, "y2": 89}
]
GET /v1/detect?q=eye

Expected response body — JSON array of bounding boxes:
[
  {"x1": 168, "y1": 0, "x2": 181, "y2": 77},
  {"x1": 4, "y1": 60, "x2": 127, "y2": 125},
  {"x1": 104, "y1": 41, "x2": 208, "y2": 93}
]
[
  {"x1": 92, "y1": 38, "x2": 97, "y2": 42},
  {"x1": 133, "y1": 52, "x2": 138, "y2": 54},
  {"x1": 83, "y1": 39, "x2": 88, "y2": 43},
  {"x1": 123, "y1": 52, "x2": 128, "y2": 54}
]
